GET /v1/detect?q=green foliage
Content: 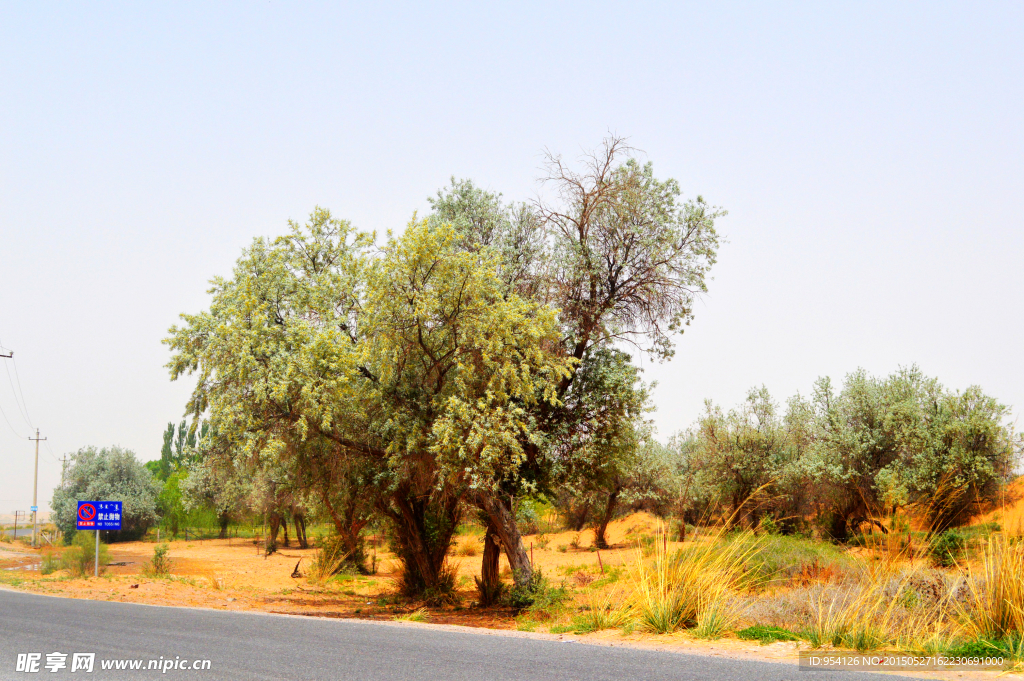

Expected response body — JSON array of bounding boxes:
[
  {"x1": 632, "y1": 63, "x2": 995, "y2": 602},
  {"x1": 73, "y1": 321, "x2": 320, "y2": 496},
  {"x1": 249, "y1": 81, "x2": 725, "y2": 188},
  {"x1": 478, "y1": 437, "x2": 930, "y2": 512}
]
[
  {"x1": 810, "y1": 368, "x2": 1018, "y2": 536},
  {"x1": 147, "y1": 421, "x2": 207, "y2": 482},
  {"x1": 167, "y1": 208, "x2": 572, "y2": 594},
  {"x1": 156, "y1": 472, "x2": 185, "y2": 537},
  {"x1": 757, "y1": 516, "x2": 781, "y2": 535},
  {"x1": 514, "y1": 500, "x2": 540, "y2": 536},
  {"x1": 945, "y1": 637, "x2": 1014, "y2": 659},
  {"x1": 737, "y1": 625, "x2": 801, "y2": 644},
  {"x1": 166, "y1": 138, "x2": 725, "y2": 596},
  {"x1": 503, "y1": 568, "x2": 566, "y2": 613},
  {"x1": 51, "y1": 446, "x2": 162, "y2": 542},
  {"x1": 40, "y1": 552, "x2": 61, "y2": 575},
  {"x1": 550, "y1": 348, "x2": 662, "y2": 548},
  {"x1": 61, "y1": 531, "x2": 110, "y2": 576},
  {"x1": 666, "y1": 367, "x2": 1021, "y2": 539},
  {"x1": 744, "y1": 535, "x2": 852, "y2": 586},
  {"x1": 145, "y1": 544, "x2": 171, "y2": 576},
  {"x1": 673, "y1": 387, "x2": 805, "y2": 530},
  {"x1": 930, "y1": 529, "x2": 967, "y2": 567}
]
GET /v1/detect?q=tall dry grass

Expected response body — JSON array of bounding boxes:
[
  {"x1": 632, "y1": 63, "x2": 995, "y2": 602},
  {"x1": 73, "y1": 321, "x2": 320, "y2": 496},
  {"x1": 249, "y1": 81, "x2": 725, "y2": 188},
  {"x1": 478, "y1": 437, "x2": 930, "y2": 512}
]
[
  {"x1": 306, "y1": 539, "x2": 351, "y2": 585},
  {"x1": 802, "y1": 562, "x2": 943, "y2": 651},
  {"x1": 573, "y1": 586, "x2": 631, "y2": 633},
  {"x1": 959, "y1": 536, "x2": 1024, "y2": 639},
  {"x1": 626, "y1": 525, "x2": 760, "y2": 635}
]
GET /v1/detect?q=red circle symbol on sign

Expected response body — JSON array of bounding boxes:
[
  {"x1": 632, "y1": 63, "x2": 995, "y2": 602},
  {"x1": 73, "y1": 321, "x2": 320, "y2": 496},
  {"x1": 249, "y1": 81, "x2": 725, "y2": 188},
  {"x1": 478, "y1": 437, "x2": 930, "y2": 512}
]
[{"x1": 78, "y1": 503, "x2": 96, "y2": 521}]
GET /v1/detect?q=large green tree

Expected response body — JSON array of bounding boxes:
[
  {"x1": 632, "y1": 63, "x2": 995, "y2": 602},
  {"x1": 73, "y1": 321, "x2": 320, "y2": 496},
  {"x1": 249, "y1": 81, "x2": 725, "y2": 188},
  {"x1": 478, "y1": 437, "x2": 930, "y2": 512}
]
[
  {"x1": 168, "y1": 137, "x2": 724, "y2": 594},
  {"x1": 167, "y1": 213, "x2": 570, "y2": 594},
  {"x1": 427, "y1": 137, "x2": 724, "y2": 586}
]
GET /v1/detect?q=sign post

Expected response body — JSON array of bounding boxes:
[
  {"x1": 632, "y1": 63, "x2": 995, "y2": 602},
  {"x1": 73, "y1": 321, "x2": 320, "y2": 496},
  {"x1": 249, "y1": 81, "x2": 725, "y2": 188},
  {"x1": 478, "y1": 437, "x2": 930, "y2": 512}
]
[{"x1": 76, "y1": 501, "x2": 122, "y2": 577}]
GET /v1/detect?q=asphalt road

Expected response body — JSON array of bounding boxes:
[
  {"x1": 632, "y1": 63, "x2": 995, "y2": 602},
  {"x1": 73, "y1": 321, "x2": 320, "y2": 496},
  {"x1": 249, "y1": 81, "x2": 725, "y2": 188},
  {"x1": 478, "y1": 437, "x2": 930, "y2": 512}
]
[
  {"x1": 0, "y1": 589, "x2": 917, "y2": 681},
  {"x1": 2, "y1": 529, "x2": 32, "y2": 538}
]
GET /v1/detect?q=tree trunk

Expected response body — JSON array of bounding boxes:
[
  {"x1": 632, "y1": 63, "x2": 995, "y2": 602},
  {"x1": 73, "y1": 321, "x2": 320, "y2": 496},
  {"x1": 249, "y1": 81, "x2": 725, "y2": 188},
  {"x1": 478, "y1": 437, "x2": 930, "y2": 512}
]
[
  {"x1": 267, "y1": 512, "x2": 282, "y2": 554},
  {"x1": 478, "y1": 493, "x2": 533, "y2": 589},
  {"x1": 293, "y1": 513, "x2": 308, "y2": 549},
  {"x1": 281, "y1": 514, "x2": 290, "y2": 547},
  {"x1": 594, "y1": 488, "x2": 620, "y2": 550},
  {"x1": 477, "y1": 522, "x2": 502, "y2": 606},
  {"x1": 388, "y1": 490, "x2": 460, "y2": 598},
  {"x1": 321, "y1": 489, "x2": 369, "y2": 570},
  {"x1": 218, "y1": 512, "x2": 230, "y2": 540},
  {"x1": 829, "y1": 511, "x2": 849, "y2": 542}
]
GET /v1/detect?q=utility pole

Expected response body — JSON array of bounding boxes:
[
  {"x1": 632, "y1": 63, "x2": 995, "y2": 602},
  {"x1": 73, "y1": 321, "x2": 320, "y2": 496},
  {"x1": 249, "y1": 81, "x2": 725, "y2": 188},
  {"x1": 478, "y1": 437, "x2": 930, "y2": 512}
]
[
  {"x1": 28, "y1": 429, "x2": 46, "y2": 548},
  {"x1": 60, "y1": 455, "x2": 69, "y2": 488}
]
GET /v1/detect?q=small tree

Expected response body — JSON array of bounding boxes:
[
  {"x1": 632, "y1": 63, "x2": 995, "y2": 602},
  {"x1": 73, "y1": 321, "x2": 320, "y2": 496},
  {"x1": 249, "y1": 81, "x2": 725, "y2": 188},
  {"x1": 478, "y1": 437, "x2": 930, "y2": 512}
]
[
  {"x1": 682, "y1": 388, "x2": 796, "y2": 528},
  {"x1": 51, "y1": 446, "x2": 162, "y2": 542}
]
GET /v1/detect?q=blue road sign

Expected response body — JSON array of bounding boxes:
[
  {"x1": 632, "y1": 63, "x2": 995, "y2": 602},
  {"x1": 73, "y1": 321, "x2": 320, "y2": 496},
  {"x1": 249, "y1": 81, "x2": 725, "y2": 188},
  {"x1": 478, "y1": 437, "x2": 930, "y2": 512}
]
[
  {"x1": 29, "y1": 506, "x2": 37, "y2": 512},
  {"x1": 76, "y1": 501, "x2": 122, "y2": 531}
]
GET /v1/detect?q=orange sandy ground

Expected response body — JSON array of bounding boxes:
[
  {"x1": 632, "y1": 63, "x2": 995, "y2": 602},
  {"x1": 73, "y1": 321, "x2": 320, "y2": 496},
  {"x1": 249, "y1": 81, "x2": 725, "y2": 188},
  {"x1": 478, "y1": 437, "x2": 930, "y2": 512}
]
[
  {"x1": 0, "y1": 513, "x2": 1011, "y2": 680},
  {"x1": 974, "y1": 477, "x2": 1024, "y2": 533}
]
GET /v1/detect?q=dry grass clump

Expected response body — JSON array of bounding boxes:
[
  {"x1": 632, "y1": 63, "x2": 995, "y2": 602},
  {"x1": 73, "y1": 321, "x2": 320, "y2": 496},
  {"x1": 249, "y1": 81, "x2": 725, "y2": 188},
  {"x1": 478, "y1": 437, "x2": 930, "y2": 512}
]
[
  {"x1": 804, "y1": 564, "x2": 915, "y2": 650},
  {"x1": 204, "y1": 571, "x2": 225, "y2": 590},
  {"x1": 742, "y1": 559, "x2": 965, "y2": 652},
  {"x1": 453, "y1": 538, "x2": 479, "y2": 557},
  {"x1": 626, "y1": 526, "x2": 759, "y2": 635},
  {"x1": 306, "y1": 538, "x2": 351, "y2": 585},
  {"x1": 394, "y1": 607, "x2": 430, "y2": 622},
  {"x1": 571, "y1": 587, "x2": 631, "y2": 633},
  {"x1": 959, "y1": 536, "x2": 1024, "y2": 639}
]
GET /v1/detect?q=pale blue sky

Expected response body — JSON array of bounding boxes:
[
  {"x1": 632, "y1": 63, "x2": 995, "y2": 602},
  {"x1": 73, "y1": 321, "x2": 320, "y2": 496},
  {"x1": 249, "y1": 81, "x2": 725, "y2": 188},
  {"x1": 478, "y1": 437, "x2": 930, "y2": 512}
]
[{"x1": 1, "y1": 2, "x2": 1022, "y2": 512}]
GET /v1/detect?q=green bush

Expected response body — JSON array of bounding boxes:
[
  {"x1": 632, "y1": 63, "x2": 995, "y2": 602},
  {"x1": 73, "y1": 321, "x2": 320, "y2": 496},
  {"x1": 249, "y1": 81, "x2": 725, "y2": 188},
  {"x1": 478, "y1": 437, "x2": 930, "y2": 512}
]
[
  {"x1": 930, "y1": 529, "x2": 967, "y2": 567},
  {"x1": 944, "y1": 636, "x2": 1020, "y2": 663},
  {"x1": 61, "y1": 531, "x2": 109, "y2": 576},
  {"x1": 145, "y1": 544, "x2": 171, "y2": 576},
  {"x1": 40, "y1": 552, "x2": 61, "y2": 575},
  {"x1": 503, "y1": 568, "x2": 567, "y2": 615},
  {"x1": 756, "y1": 516, "x2": 781, "y2": 535},
  {"x1": 738, "y1": 625, "x2": 801, "y2": 644},
  {"x1": 516, "y1": 500, "x2": 541, "y2": 535},
  {"x1": 742, "y1": 534, "x2": 852, "y2": 586}
]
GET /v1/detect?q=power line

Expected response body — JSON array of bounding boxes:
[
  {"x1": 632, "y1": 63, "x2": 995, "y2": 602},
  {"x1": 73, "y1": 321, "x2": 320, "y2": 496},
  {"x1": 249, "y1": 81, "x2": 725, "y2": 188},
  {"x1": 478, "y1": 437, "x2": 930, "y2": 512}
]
[
  {"x1": 2, "y1": 360, "x2": 31, "y2": 428},
  {"x1": 0, "y1": 342, "x2": 25, "y2": 438},
  {"x1": 44, "y1": 440, "x2": 61, "y2": 464},
  {"x1": 0, "y1": 336, "x2": 32, "y2": 429},
  {"x1": 0, "y1": 399, "x2": 25, "y2": 439},
  {"x1": 10, "y1": 356, "x2": 34, "y2": 429},
  {"x1": 0, "y1": 337, "x2": 56, "y2": 467},
  {"x1": 0, "y1": 354, "x2": 32, "y2": 429}
]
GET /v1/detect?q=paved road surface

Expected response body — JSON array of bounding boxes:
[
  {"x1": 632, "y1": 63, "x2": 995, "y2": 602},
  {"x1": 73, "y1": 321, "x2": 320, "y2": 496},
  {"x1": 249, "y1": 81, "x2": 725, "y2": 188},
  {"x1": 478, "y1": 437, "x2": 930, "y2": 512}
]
[
  {"x1": 0, "y1": 589, "x2": 915, "y2": 681},
  {"x1": 2, "y1": 529, "x2": 33, "y2": 538}
]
